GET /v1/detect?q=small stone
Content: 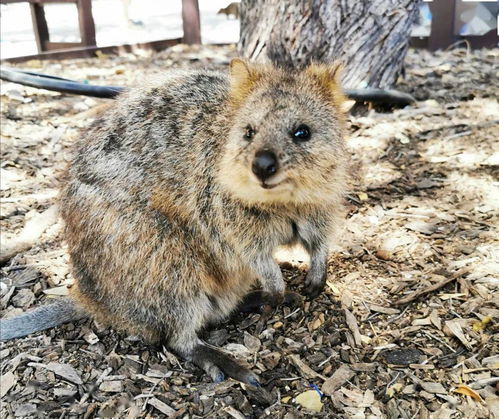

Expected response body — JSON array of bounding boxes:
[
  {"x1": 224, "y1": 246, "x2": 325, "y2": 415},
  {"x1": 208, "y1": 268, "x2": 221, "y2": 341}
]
[
  {"x1": 88, "y1": 342, "x2": 106, "y2": 355},
  {"x1": 46, "y1": 362, "x2": 83, "y2": 385},
  {"x1": 261, "y1": 352, "x2": 281, "y2": 369},
  {"x1": 421, "y1": 382, "x2": 447, "y2": 394},
  {"x1": 375, "y1": 249, "x2": 393, "y2": 261},
  {"x1": 0, "y1": 370, "x2": 17, "y2": 398},
  {"x1": 99, "y1": 380, "x2": 123, "y2": 392},
  {"x1": 273, "y1": 321, "x2": 284, "y2": 329},
  {"x1": 295, "y1": 390, "x2": 323, "y2": 412},
  {"x1": 458, "y1": 245, "x2": 475, "y2": 255},
  {"x1": 0, "y1": 348, "x2": 11, "y2": 359},
  {"x1": 243, "y1": 332, "x2": 261, "y2": 353},
  {"x1": 223, "y1": 343, "x2": 251, "y2": 359},
  {"x1": 53, "y1": 388, "x2": 78, "y2": 398},
  {"x1": 14, "y1": 403, "x2": 37, "y2": 417},
  {"x1": 11, "y1": 288, "x2": 35, "y2": 308}
]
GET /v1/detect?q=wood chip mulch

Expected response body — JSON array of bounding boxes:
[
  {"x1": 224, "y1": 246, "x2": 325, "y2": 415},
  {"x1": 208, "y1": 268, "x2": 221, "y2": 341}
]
[{"x1": 1, "y1": 45, "x2": 498, "y2": 418}]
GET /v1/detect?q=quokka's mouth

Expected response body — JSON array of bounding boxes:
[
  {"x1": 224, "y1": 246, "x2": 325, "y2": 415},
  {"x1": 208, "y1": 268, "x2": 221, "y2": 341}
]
[
  {"x1": 261, "y1": 182, "x2": 280, "y2": 189},
  {"x1": 261, "y1": 179, "x2": 290, "y2": 190}
]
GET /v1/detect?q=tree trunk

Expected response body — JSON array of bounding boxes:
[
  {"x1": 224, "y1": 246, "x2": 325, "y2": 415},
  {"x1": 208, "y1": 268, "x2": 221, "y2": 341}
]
[{"x1": 239, "y1": 0, "x2": 421, "y2": 89}]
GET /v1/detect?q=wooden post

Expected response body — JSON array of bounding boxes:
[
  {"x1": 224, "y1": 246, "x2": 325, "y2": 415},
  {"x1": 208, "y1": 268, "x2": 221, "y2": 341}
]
[
  {"x1": 428, "y1": 0, "x2": 457, "y2": 50},
  {"x1": 181, "y1": 0, "x2": 201, "y2": 45},
  {"x1": 77, "y1": 0, "x2": 96, "y2": 47},
  {"x1": 30, "y1": 2, "x2": 50, "y2": 53}
]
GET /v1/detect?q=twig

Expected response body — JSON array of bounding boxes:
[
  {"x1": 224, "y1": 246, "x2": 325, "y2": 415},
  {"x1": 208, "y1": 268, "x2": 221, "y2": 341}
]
[
  {"x1": 79, "y1": 367, "x2": 112, "y2": 405},
  {"x1": 386, "y1": 305, "x2": 410, "y2": 324},
  {"x1": 386, "y1": 371, "x2": 401, "y2": 390},
  {"x1": 317, "y1": 355, "x2": 333, "y2": 368},
  {"x1": 284, "y1": 307, "x2": 300, "y2": 319},
  {"x1": 445, "y1": 39, "x2": 471, "y2": 55},
  {"x1": 141, "y1": 369, "x2": 172, "y2": 410},
  {"x1": 422, "y1": 331, "x2": 456, "y2": 353},
  {"x1": 394, "y1": 268, "x2": 470, "y2": 306}
]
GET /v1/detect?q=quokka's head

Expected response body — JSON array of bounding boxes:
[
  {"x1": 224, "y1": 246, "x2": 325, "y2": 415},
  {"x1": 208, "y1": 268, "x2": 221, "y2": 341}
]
[{"x1": 217, "y1": 58, "x2": 349, "y2": 207}]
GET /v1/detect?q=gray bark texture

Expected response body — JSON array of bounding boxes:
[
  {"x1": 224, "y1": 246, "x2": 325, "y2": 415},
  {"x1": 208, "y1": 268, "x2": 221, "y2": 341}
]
[{"x1": 238, "y1": 0, "x2": 421, "y2": 89}]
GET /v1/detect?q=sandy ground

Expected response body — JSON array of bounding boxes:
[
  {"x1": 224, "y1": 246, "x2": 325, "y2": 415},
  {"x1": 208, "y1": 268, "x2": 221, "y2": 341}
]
[{"x1": 0, "y1": 45, "x2": 498, "y2": 418}]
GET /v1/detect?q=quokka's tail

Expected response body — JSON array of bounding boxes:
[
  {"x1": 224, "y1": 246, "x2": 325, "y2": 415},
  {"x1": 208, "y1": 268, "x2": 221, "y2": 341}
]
[{"x1": 0, "y1": 297, "x2": 87, "y2": 341}]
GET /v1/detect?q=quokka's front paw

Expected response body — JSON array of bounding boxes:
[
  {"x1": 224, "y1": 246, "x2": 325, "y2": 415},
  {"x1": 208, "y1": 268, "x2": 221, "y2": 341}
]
[
  {"x1": 237, "y1": 290, "x2": 303, "y2": 313},
  {"x1": 303, "y1": 271, "x2": 327, "y2": 299},
  {"x1": 264, "y1": 290, "x2": 303, "y2": 309},
  {"x1": 282, "y1": 290, "x2": 303, "y2": 307},
  {"x1": 303, "y1": 281, "x2": 325, "y2": 299}
]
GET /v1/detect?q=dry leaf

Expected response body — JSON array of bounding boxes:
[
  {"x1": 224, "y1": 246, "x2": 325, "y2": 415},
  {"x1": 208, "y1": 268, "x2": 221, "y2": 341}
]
[
  {"x1": 326, "y1": 281, "x2": 340, "y2": 295},
  {"x1": 386, "y1": 382, "x2": 403, "y2": 397},
  {"x1": 453, "y1": 384, "x2": 483, "y2": 401},
  {"x1": 429, "y1": 309, "x2": 442, "y2": 330},
  {"x1": 310, "y1": 317, "x2": 322, "y2": 330},
  {"x1": 472, "y1": 316, "x2": 492, "y2": 332},
  {"x1": 444, "y1": 320, "x2": 472, "y2": 349}
]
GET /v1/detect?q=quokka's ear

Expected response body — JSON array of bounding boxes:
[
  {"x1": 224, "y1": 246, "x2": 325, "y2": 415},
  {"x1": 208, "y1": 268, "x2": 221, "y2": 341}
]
[
  {"x1": 306, "y1": 61, "x2": 349, "y2": 110},
  {"x1": 229, "y1": 58, "x2": 262, "y2": 104},
  {"x1": 306, "y1": 61, "x2": 343, "y2": 88}
]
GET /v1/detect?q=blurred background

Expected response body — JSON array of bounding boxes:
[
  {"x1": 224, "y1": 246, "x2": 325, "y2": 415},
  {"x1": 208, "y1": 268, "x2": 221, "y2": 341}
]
[
  {"x1": 1, "y1": 0, "x2": 240, "y2": 59},
  {"x1": 1, "y1": 0, "x2": 497, "y2": 60}
]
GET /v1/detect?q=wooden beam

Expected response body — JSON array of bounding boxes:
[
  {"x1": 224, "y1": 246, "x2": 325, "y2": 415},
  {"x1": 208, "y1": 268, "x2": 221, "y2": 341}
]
[
  {"x1": 181, "y1": 0, "x2": 201, "y2": 45},
  {"x1": 1, "y1": 38, "x2": 183, "y2": 63},
  {"x1": 428, "y1": 0, "x2": 457, "y2": 51},
  {"x1": 44, "y1": 41, "x2": 83, "y2": 50},
  {"x1": 77, "y1": 0, "x2": 96, "y2": 46},
  {"x1": 2, "y1": 0, "x2": 77, "y2": 3},
  {"x1": 29, "y1": 2, "x2": 49, "y2": 52}
]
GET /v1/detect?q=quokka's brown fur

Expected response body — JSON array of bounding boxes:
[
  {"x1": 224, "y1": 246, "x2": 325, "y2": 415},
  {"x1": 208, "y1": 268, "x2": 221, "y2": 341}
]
[{"x1": 57, "y1": 58, "x2": 348, "y2": 384}]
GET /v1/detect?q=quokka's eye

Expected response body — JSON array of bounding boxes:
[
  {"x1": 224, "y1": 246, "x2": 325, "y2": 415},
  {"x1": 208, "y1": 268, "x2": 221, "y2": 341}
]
[
  {"x1": 292, "y1": 124, "x2": 311, "y2": 142},
  {"x1": 244, "y1": 126, "x2": 255, "y2": 140}
]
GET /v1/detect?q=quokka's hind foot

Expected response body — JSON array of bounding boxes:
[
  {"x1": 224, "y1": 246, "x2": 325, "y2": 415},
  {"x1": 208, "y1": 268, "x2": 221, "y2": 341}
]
[
  {"x1": 237, "y1": 289, "x2": 303, "y2": 313},
  {"x1": 191, "y1": 342, "x2": 260, "y2": 386}
]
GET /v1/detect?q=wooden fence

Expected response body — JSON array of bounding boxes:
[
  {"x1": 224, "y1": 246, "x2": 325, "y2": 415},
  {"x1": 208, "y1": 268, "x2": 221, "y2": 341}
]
[{"x1": 1, "y1": 0, "x2": 497, "y2": 63}]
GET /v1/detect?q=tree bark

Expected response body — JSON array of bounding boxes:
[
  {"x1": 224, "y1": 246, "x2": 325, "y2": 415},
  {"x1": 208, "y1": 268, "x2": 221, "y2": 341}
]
[{"x1": 239, "y1": 0, "x2": 421, "y2": 89}]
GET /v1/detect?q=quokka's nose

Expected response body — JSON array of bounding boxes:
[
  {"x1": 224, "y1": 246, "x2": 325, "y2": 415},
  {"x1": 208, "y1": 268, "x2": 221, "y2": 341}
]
[{"x1": 252, "y1": 150, "x2": 278, "y2": 182}]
